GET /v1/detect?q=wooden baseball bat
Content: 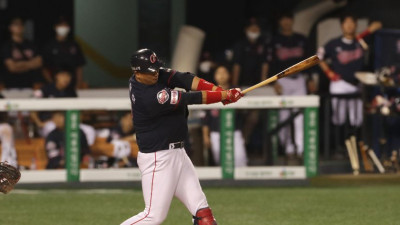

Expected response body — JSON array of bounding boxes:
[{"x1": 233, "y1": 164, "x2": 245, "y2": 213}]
[
  {"x1": 350, "y1": 136, "x2": 360, "y2": 170},
  {"x1": 368, "y1": 148, "x2": 385, "y2": 174},
  {"x1": 242, "y1": 55, "x2": 320, "y2": 94},
  {"x1": 345, "y1": 139, "x2": 358, "y2": 175},
  {"x1": 359, "y1": 142, "x2": 374, "y2": 172}
]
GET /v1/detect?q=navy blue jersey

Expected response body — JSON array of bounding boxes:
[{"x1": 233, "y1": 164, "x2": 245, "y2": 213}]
[
  {"x1": 129, "y1": 68, "x2": 201, "y2": 153},
  {"x1": 1, "y1": 40, "x2": 42, "y2": 88},
  {"x1": 266, "y1": 33, "x2": 307, "y2": 76},
  {"x1": 318, "y1": 37, "x2": 365, "y2": 84},
  {"x1": 232, "y1": 38, "x2": 266, "y2": 86}
]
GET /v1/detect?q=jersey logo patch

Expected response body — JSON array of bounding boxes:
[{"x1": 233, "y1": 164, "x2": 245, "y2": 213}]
[
  {"x1": 170, "y1": 90, "x2": 179, "y2": 104},
  {"x1": 157, "y1": 89, "x2": 169, "y2": 104}
]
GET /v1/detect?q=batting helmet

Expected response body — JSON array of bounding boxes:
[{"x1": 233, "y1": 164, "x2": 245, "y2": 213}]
[{"x1": 130, "y1": 49, "x2": 161, "y2": 75}]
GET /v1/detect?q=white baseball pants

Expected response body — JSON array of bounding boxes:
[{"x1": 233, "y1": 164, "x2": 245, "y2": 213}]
[
  {"x1": 120, "y1": 148, "x2": 208, "y2": 225},
  {"x1": 277, "y1": 75, "x2": 306, "y2": 156},
  {"x1": 330, "y1": 79, "x2": 363, "y2": 126},
  {"x1": 0, "y1": 123, "x2": 17, "y2": 167}
]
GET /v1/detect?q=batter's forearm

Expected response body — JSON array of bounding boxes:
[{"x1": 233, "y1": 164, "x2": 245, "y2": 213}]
[
  {"x1": 192, "y1": 76, "x2": 222, "y2": 91},
  {"x1": 201, "y1": 91, "x2": 227, "y2": 104}
]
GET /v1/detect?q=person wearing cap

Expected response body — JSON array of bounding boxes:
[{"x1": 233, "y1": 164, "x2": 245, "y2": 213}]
[{"x1": 42, "y1": 17, "x2": 86, "y2": 89}]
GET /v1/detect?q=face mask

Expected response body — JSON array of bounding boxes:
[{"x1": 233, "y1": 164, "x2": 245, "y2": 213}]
[
  {"x1": 246, "y1": 31, "x2": 260, "y2": 41},
  {"x1": 199, "y1": 61, "x2": 212, "y2": 73},
  {"x1": 56, "y1": 26, "x2": 70, "y2": 37}
]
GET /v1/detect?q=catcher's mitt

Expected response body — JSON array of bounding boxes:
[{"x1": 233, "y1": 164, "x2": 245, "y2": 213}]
[{"x1": 0, "y1": 162, "x2": 21, "y2": 194}]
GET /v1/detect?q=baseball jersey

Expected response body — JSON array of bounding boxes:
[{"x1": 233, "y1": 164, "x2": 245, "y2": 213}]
[
  {"x1": 42, "y1": 39, "x2": 86, "y2": 86},
  {"x1": 45, "y1": 128, "x2": 89, "y2": 169},
  {"x1": 266, "y1": 33, "x2": 307, "y2": 76},
  {"x1": 318, "y1": 36, "x2": 365, "y2": 85},
  {"x1": 1, "y1": 40, "x2": 42, "y2": 88},
  {"x1": 129, "y1": 68, "x2": 200, "y2": 153},
  {"x1": 232, "y1": 38, "x2": 266, "y2": 86}
]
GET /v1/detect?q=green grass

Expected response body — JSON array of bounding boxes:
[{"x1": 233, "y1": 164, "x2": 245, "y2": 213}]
[{"x1": 1, "y1": 186, "x2": 399, "y2": 225}]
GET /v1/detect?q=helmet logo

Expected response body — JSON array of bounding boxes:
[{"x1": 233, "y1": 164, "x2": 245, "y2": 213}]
[{"x1": 150, "y1": 54, "x2": 157, "y2": 63}]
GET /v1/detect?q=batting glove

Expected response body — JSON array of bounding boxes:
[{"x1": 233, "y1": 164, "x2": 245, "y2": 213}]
[{"x1": 223, "y1": 88, "x2": 243, "y2": 105}]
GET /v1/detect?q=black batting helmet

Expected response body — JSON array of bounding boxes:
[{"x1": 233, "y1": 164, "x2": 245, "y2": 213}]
[{"x1": 130, "y1": 49, "x2": 161, "y2": 75}]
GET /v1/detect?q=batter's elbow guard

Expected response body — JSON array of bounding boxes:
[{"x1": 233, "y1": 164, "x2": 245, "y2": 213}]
[{"x1": 193, "y1": 207, "x2": 217, "y2": 225}]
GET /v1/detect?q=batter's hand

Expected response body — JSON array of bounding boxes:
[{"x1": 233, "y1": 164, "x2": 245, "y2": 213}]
[{"x1": 223, "y1": 88, "x2": 243, "y2": 105}]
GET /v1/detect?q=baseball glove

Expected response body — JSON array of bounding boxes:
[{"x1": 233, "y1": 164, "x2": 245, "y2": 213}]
[{"x1": 0, "y1": 162, "x2": 21, "y2": 194}]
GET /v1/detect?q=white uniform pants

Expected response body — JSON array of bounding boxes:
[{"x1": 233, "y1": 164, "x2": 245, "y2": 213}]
[
  {"x1": 210, "y1": 131, "x2": 247, "y2": 167},
  {"x1": 330, "y1": 80, "x2": 363, "y2": 126},
  {"x1": 0, "y1": 124, "x2": 17, "y2": 167},
  {"x1": 120, "y1": 148, "x2": 208, "y2": 225},
  {"x1": 277, "y1": 75, "x2": 306, "y2": 156}
]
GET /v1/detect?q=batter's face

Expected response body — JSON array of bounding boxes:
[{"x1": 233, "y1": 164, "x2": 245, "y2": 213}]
[
  {"x1": 214, "y1": 66, "x2": 230, "y2": 86},
  {"x1": 341, "y1": 17, "x2": 357, "y2": 37},
  {"x1": 135, "y1": 71, "x2": 159, "y2": 85}
]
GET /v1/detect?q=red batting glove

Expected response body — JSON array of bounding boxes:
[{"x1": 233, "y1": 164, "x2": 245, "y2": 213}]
[{"x1": 223, "y1": 88, "x2": 244, "y2": 105}]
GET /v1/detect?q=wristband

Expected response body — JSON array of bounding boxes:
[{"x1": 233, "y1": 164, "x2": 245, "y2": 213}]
[
  {"x1": 205, "y1": 91, "x2": 223, "y2": 104},
  {"x1": 197, "y1": 79, "x2": 216, "y2": 91},
  {"x1": 356, "y1": 29, "x2": 371, "y2": 40}
]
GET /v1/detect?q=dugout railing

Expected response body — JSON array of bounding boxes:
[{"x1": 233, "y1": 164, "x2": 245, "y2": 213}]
[{"x1": 0, "y1": 96, "x2": 319, "y2": 184}]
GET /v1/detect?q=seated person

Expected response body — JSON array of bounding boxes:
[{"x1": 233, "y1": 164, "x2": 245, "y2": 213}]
[
  {"x1": 31, "y1": 68, "x2": 77, "y2": 137},
  {"x1": 91, "y1": 112, "x2": 138, "y2": 168},
  {"x1": 45, "y1": 112, "x2": 90, "y2": 169},
  {"x1": 202, "y1": 65, "x2": 247, "y2": 167}
]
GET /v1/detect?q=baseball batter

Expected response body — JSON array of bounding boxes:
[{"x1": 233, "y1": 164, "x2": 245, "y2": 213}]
[{"x1": 121, "y1": 49, "x2": 243, "y2": 225}]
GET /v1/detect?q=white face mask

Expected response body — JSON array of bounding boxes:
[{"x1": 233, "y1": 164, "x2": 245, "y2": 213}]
[
  {"x1": 56, "y1": 26, "x2": 70, "y2": 37},
  {"x1": 246, "y1": 31, "x2": 260, "y2": 41},
  {"x1": 199, "y1": 61, "x2": 212, "y2": 73}
]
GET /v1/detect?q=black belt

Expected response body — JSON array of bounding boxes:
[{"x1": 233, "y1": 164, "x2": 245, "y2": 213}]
[{"x1": 169, "y1": 141, "x2": 184, "y2": 150}]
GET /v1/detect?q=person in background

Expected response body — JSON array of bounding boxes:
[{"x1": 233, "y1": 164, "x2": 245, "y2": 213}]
[
  {"x1": 33, "y1": 68, "x2": 77, "y2": 98},
  {"x1": 45, "y1": 112, "x2": 89, "y2": 169},
  {"x1": 232, "y1": 18, "x2": 268, "y2": 87},
  {"x1": 1, "y1": 17, "x2": 43, "y2": 89},
  {"x1": 42, "y1": 17, "x2": 86, "y2": 89},
  {"x1": 31, "y1": 68, "x2": 77, "y2": 137},
  {"x1": 0, "y1": 111, "x2": 17, "y2": 167},
  {"x1": 265, "y1": 12, "x2": 311, "y2": 162},
  {"x1": 232, "y1": 18, "x2": 268, "y2": 147},
  {"x1": 91, "y1": 112, "x2": 138, "y2": 168},
  {"x1": 317, "y1": 13, "x2": 381, "y2": 151},
  {"x1": 202, "y1": 65, "x2": 247, "y2": 167}
]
